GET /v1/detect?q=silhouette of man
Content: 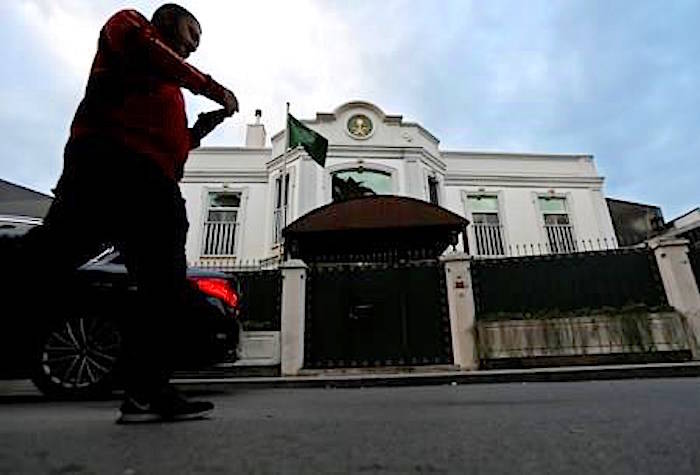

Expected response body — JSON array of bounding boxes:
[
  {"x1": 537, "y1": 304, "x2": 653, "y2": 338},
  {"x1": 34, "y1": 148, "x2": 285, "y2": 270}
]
[{"x1": 24, "y1": 3, "x2": 238, "y2": 423}]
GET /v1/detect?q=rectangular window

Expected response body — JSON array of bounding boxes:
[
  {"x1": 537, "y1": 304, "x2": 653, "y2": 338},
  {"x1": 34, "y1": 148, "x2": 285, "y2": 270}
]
[
  {"x1": 202, "y1": 192, "x2": 241, "y2": 256},
  {"x1": 468, "y1": 195, "x2": 505, "y2": 256},
  {"x1": 428, "y1": 176, "x2": 440, "y2": 205},
  {"x1": 272, "y1": 173, "x2": 290, "y2": 245},
  {"x1": 538, "y1": 196, "x2": 576, "y2": 253}
]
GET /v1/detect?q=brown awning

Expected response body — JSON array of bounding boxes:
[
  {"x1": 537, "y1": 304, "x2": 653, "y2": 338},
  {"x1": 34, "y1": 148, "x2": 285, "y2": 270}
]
[
  {"x1": 283, "y1": 196, "x2": 469, "y2": 263},
  {"x1": 284, "y1": 195, "x2": 468, "y2": 235}
]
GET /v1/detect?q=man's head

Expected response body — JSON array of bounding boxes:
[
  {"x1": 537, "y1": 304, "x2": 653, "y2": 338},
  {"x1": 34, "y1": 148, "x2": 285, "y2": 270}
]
[{"x1": 152, "y1": 3, "x2": 201, "y2": 59}]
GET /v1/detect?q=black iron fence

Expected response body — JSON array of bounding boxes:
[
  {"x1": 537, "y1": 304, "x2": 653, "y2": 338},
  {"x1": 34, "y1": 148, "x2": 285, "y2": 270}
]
[
  {"x1": 234, "y1": 269, "x2": 282, "y2": 331},
  {"x1": 191, "y1": 258, "x2": 282, "y2": 331},
  {"x1": 192, "y1": 258, "x2": 276, "y2": 272},
  {"x1": 471, "y1": 248, "x2": 669, "y2": 320},
  {"x1": 293, "y1": 247, "x2": 454, "y2": 265},
  {"x1": 473, "y1": 237, "x2": 619, "y2": 259}
]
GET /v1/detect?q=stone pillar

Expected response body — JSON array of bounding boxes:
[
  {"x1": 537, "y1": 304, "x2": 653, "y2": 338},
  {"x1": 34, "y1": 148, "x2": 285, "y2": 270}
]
[
  {"x1": 651, "y1": 238, "x2": 700, "y2": 358},
  {"x1": 279, "y1": 259, "x2": 308, "y2": 375},
  {"x1": 440, "y1": 252, "x2": 478, "y2": 370}
]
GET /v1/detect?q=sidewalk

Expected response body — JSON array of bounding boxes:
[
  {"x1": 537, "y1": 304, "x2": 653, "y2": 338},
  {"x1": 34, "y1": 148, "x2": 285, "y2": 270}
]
[
  {"x1": 172, "y1": 361, "x2": 700, "y2": 391},
  {"x1": 3, "y1": 362, "x2": 699, "y2": 399}
]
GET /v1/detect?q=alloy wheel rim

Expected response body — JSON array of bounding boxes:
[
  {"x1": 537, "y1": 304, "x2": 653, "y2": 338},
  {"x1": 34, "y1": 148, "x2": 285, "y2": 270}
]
[{"x1": 41, "y1": 316, "x2": 121, "y2": 389}]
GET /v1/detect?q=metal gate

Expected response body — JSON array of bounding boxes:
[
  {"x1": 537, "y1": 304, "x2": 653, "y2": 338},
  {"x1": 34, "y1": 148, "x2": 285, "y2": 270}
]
[{"x1": 304, "y1": 261, "x2": 452, "y2": 368}]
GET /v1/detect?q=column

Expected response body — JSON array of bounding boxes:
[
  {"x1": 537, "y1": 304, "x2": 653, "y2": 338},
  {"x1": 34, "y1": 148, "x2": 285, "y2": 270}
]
[
  {"x1": 651, "y1": 238, "x2": 700, "y2": 358},
  {"x1": 441, "y1": 252, "x2": 478, "y2": 370},
  {"x1": 279, "y1": 259, "x2": 308, "y2": 375}
]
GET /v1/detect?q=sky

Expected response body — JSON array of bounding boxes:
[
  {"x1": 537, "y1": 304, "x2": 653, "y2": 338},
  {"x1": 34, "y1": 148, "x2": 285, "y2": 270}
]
[{"x1": 0, "y1": 0, "x2": 698, "y2": 220}]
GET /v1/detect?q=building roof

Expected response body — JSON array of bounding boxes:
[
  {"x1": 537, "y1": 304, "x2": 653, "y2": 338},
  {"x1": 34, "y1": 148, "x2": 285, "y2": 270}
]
[
  {"x1": 606, "y1": 197, "x2": 662, "y2": 211},
  {"x1": 667, "y1": 207, "x2": 700, "y2": 227},
  {"x1": 0, "y1": 179, "x2": 53, "y2": 218}
]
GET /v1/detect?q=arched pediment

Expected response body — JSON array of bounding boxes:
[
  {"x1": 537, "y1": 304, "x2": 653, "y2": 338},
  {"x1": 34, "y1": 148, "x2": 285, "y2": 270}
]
[
  {"x1": 312, "y1": 101, "x2": 403, "y2": 125},
  {"x1": 333, "y1": 101, "x2": 389, "y2": 120}
]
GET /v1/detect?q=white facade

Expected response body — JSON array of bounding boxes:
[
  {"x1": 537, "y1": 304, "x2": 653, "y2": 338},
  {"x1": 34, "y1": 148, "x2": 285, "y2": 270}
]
[{"x1": 181, "y1": 101, "x2": 618, "y2": 265}]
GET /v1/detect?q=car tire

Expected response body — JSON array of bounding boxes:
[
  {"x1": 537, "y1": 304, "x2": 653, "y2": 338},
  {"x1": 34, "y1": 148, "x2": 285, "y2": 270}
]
[{"x1": 31, "y1": 313, "x2": 122, "y2": 399}]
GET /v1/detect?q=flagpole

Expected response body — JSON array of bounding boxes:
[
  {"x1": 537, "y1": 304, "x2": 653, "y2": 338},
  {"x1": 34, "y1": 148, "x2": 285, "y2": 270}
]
[
  {"x1": 285, "y1": 102, "x2": 290, "y2": 152},
  {"x1": 280, "y1": 102, "x2": 290, "y2": 261},
  {"x1": 283, "y1": 102, "x2": 290, "y2": 227}
]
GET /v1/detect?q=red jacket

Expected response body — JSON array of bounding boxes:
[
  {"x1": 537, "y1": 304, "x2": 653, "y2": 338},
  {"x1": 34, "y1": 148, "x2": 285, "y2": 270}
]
[{"x1": 68, "y1": 9, "x2": 228, "y2": 181}]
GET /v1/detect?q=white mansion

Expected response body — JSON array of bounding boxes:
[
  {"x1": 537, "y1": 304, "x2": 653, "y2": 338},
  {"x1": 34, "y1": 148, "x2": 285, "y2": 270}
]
[{"x1": 180, "y1": 101, "x2": 618, "y2": 266}]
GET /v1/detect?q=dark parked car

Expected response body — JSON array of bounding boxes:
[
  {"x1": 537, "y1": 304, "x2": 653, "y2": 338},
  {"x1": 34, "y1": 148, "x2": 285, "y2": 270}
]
[{"x1": 1, "y1": 240, "x2": 241, "y2": 399}]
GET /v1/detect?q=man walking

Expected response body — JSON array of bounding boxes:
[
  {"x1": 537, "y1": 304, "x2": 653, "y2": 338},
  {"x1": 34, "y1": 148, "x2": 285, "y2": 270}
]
[{"x1": 23, "y1": 3, "x2": 237, "y2": 423}]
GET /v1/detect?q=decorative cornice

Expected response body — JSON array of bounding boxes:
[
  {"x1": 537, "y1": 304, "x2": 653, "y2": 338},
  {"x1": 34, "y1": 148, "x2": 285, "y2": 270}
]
[
  {"x1": 401, "y1": 121, "x2": 440, "y2": 145},
  {"x1": 443, "y1": 150, "x2": 593, "y2": 161},
  {"x1": 266, "y1": 148, "x2": 306, "y2": 169},
  {"x1": 329, "y1": 144, "x2": 419, "y2": 156},
  {"x1": 181, "y1": 170, "x2": 269, "y2": 183},
  {"x1": 191, "y1": 146, "x2": 271, "y2": 155},
  {"x1": 325, "y1": 145, "x2": 447, "y2": 172},
  {"x1": 270, "y1": 129, "x2": 284, "y2": 142},
  {"x1": 444, "y1": 173, "x2": 605, "y2": 188}
]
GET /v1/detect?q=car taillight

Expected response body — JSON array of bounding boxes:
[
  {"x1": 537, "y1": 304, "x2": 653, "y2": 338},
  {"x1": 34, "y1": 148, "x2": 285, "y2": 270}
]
[{"x1": 190, "y1": 277, "x2": 239, "y2": 309}]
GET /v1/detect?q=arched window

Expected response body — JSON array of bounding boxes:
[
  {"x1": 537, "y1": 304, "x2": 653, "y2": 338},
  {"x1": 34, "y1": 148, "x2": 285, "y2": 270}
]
[{"x1": 332, "y1": 168, "x2": 392, "y2": 202}]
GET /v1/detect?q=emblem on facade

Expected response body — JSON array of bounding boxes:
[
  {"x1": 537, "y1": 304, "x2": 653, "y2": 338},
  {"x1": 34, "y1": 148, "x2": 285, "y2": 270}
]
[{"x1": 347, "y1": 114, "x2": 373, "y2": 139}]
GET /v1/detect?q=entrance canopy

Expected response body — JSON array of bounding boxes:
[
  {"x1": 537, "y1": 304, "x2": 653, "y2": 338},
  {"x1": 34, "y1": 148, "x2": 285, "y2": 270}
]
[{"x1": 283, "y1": 195, "x2": 469, "y2": 263}]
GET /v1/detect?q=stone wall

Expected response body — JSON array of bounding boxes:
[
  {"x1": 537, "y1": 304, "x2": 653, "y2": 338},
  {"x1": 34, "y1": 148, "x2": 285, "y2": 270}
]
[{"x1": 477, "y1": 312, "x2": 692, "y2": 360}]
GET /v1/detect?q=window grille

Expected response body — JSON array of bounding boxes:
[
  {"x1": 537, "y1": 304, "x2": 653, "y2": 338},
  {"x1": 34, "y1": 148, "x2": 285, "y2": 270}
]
[
  {"x1": 539, "y1": 197, "x2": 577, "y2": 253},
  {"x1": 202, "y1": 192, "x2": 240, "y2": 256},
  {"x1": 468, "y1": 195, "x2": 505, "y2": 257}
]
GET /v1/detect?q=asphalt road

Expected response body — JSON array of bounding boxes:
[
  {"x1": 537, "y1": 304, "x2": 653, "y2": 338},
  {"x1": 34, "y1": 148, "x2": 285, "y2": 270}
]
[{"x1": 1, "y1": 378, "x2": 699, "y2": 474}]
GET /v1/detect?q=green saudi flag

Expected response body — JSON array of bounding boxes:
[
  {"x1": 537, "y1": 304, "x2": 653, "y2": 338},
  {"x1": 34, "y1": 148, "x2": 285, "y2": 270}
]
[{"x1": 287, "y1": 114, "x2": 328, "y2": 167}]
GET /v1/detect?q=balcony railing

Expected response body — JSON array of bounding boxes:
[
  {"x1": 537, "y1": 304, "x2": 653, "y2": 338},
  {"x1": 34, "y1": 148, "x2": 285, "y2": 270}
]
[
  {"x1": 473, "y1": 223, "x2": 506, "y2": 257},
  {"x1": 201, "y1": 221, "x2": 237, "y2": 256},
  {"x1": 545, "y1": 223, "x2": 577, "y2": 254}
]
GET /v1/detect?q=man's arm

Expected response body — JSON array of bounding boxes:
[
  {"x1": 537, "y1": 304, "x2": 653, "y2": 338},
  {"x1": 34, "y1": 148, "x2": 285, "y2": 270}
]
[
  {"x1": 101, "y1": 10, "x2": 237, "y2": 113},
  {"x1": 188, "y1": 109, "x2": 229, "y2": 150},
  {"x1": 176, "y1": 109, "x2": 227, "y2": 180}
]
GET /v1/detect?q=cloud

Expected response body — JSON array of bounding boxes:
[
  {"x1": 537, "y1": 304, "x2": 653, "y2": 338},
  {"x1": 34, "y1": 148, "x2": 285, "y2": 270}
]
[
  {"x1": 177, "y1": 0, "x2": 372, "y2": 145},
  {"x1": 14, "y1": 0, "x2": 106, "y2": 81},
  {"x1": 0, "y1": 0, "x2": 698, "y2": 218}
]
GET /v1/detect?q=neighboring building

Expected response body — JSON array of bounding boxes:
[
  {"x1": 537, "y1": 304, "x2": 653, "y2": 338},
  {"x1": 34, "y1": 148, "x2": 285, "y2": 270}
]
[
  {"x1": 0, "y1": 179, "x2": 52, "y2": 236},
  {"x1": 656, "y1": 207, "x2": 700, "y2": 241},
  {"x1": 606, "y1": 198, "x2": 665, "y2": 247},
  {"x1": 181, "y1": 101, "x2": 619, "y2": 265},
  {"x1": 650, "y1": 207, "x2": 700, "y2": 288},
  {"x1": 653, "y1": 207, "x2": 700, "y2": 255}
]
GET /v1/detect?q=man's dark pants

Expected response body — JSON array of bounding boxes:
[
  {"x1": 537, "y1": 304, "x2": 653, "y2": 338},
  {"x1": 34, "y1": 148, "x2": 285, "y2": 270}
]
[{"x1": 22, "y1": 137, "x2": 189, "y2": 399}]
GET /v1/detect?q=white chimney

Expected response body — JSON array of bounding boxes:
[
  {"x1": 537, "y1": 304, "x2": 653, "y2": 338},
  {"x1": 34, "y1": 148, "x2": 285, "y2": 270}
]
[{"x1": 245, "y1": 109, "x2": 266, "y2": 148}]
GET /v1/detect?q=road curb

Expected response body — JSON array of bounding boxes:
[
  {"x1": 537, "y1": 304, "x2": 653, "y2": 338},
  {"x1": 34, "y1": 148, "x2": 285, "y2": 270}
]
[{"x1": 173, "y1": 361, "x2": 700, "y2": 391}]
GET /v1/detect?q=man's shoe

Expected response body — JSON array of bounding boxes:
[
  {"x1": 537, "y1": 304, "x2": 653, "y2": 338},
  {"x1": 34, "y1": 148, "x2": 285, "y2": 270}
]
[
  {"x1": 117, "y1": 388, "x2": 214, "y2": 424},
  {"x1": 117, "y1": 396, "x2": 163, "y2": 424}
]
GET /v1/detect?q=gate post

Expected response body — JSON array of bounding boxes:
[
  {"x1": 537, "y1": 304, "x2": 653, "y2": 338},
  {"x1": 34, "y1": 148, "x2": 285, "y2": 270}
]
[
  {"x1": 280, "y1": 259, "x2": 308, "y2": 375},
  {"x1": 650, "y1": 238, "x2": 700, "y2": 358},
  {"x1": 441, "y1": 252, "x2": 478, "y2": 370}
]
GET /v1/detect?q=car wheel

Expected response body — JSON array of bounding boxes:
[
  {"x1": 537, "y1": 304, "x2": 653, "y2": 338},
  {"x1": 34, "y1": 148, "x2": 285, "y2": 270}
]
[{"x1": 32, "y1": 314, "x2": 122, "y2": 399}]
